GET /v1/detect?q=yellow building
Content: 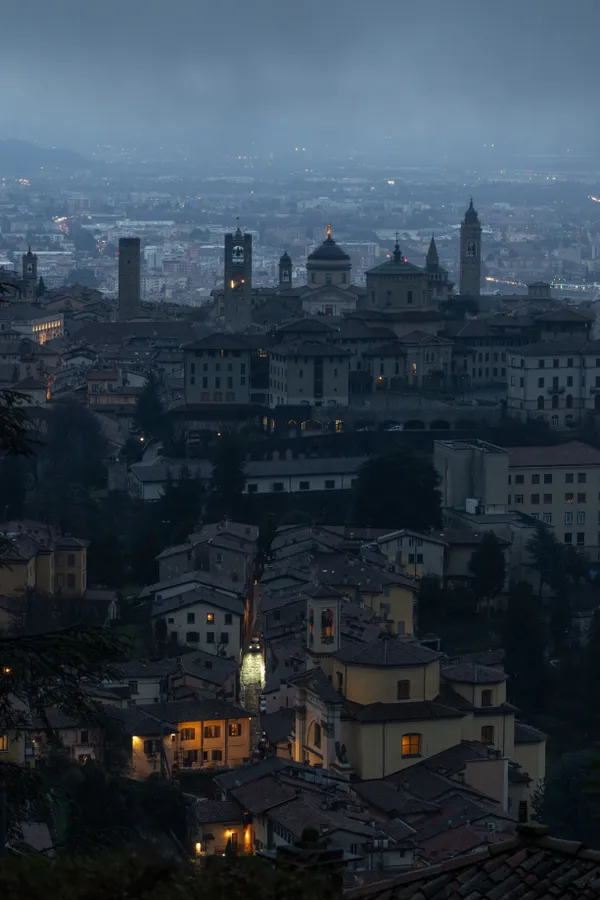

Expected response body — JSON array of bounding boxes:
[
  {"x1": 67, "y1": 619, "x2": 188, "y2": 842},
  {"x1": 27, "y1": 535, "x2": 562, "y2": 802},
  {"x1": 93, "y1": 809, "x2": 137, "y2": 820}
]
[
  {"x1": 0, "y1": 522, "x2": 88, "y2": 598},
  {"x1": 279, "y1": 590, "x2": 546, "y2": 822}
]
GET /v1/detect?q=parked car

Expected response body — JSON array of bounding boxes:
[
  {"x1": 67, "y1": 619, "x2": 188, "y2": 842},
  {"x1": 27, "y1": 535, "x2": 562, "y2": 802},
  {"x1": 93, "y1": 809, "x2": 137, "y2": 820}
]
[{"x1": 259, "y1": 695, "x2": 267, "y2": 713}]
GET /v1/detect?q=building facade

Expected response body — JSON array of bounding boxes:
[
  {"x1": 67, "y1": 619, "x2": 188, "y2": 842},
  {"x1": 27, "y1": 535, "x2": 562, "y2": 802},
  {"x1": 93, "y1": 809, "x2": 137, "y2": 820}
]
[{"x1": 459, "y1": 200, "x2": 482, "y2": 297}]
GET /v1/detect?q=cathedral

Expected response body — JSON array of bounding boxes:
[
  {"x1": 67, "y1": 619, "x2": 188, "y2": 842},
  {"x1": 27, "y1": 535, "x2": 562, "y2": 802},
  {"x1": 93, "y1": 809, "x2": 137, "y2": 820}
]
[{"x1": 0, "y1": 247, "x2": 39, "y2": 302}]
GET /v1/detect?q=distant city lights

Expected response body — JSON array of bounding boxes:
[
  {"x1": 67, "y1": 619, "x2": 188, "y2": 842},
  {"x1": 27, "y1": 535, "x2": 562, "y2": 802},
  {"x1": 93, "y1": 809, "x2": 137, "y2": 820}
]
[{"x1": 589, "y1": 196, "x2": 600, "y2": 203}]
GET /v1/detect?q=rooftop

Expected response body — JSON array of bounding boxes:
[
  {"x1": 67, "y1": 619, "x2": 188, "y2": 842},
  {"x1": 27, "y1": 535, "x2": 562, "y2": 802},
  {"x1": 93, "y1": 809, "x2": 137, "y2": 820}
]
[
  {"x1": 508, "y1": 441, "x2": 600, "y2": 468},
  {"x1": 332, "y1": 635, "x2": 441, "y2": 667},
  {"x1": 441, "y1": 663, "x2": 508, "y2": 685}
]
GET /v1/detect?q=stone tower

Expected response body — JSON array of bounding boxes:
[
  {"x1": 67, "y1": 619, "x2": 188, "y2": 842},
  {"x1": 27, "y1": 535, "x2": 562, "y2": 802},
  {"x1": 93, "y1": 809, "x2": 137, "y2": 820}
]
[
  {"x1": 459, "y1": 199, "x2": 482, "y2": 297},
  {"x1": 21, "y1": 246, "x2": 37, "y2": 301},
  {"x1": 118, "y1": 237, "x2": 141, "y2": 320},
  {"x1": 279, "y1": 250, "x2": 292, "y2": 289},
  {"x1": 307, "y1": 587, "x2": 341, "y2": 656},
  {"x1": 224, "y1": 223, "x2": 252, "y2": 329}
]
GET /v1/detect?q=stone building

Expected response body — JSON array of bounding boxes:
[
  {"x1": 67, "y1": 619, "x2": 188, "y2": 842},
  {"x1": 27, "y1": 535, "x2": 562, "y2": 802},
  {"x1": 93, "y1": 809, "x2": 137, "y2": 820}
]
[{"x1": 459, "y1": 199, "x2": 482, "y2": 297}]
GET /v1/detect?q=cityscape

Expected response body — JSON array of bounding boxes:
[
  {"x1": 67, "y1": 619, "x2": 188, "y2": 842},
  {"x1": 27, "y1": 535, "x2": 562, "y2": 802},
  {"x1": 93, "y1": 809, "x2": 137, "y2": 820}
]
[{"x1": 2, "y1": 1, "x2": 600, "y2": 898}]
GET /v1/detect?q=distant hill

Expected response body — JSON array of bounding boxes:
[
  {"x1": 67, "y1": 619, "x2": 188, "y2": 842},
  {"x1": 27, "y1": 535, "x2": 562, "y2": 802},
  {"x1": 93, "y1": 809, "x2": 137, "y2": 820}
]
[{"x1": 0, "y1": 139, "x2": 91, "y2": 175}]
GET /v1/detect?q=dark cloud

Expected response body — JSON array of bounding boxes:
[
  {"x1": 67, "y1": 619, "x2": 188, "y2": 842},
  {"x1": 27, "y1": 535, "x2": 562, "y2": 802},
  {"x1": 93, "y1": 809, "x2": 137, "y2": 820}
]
[{"x1": 1, "y1": 0, "x2": 598, "y2": 158}]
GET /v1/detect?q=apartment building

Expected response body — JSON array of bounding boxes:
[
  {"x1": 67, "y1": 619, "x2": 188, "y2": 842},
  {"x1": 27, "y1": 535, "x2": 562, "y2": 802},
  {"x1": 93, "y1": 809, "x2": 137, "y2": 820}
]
[
  {"x1": 184, "y1": 334, "x2": 252, "y2": 405},
  {"x1": 268, "y1": 341, "x2": 350, "y2": 407},
  {"x1": 507, "y1": 442, "x2": 600, "y2": 555},
  {"x1": 0, "y1": 521, "x2": 88, "y2": 597},
  {"x1": 506, "y1": 339, "x2": 600, "y2": 427}
]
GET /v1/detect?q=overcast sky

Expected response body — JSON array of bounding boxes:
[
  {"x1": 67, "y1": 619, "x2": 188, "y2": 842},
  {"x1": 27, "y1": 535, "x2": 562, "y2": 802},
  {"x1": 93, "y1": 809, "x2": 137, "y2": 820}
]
[{"x1": 1, "y1": 0, "x2": 598, "y2": 159}]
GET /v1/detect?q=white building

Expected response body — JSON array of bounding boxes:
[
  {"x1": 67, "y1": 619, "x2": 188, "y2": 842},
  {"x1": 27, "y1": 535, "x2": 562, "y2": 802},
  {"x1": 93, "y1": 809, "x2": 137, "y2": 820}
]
[{"x1": 269, "y1": 342, "x2": 350, "y2": 408}]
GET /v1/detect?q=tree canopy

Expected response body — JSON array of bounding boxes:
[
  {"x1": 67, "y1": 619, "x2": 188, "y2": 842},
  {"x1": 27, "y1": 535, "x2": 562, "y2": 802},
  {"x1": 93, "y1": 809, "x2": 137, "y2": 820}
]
[
  {"x1": 206, "y1": 432, "x2": 247, "y2": 522},
  {"x1": 353, "y1": 449, "x2": 442, "y2": 531},
  {"x1": 468, "y1": 531, "x2": 506, "y2": 610}
]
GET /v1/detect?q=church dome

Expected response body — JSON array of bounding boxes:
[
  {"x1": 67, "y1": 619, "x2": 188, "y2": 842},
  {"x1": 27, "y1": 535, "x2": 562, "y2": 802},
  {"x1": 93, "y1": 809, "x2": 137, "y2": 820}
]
[{"x1": 307, "y1": 226, "x2": 350, "y2": 264}]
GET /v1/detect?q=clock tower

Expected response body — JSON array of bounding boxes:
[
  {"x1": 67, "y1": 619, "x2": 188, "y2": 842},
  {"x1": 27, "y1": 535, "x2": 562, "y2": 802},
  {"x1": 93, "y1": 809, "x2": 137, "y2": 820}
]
[
  {"x1": 278, "y1": 250, "x2": 292, "y2": 289},
  {"x1": 22, "y1": 246, "x2": 38, "y2": 301},
  {"x1": 224, "y1": 223, "x2": 252, "y2": 329},
  {"x1": 459, "y1": 199, "x2": 482, "y2": 297}
]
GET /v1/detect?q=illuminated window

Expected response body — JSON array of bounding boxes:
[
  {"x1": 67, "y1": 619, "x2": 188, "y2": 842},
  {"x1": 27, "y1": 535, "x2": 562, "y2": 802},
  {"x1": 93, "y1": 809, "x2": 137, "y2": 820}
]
[
  {"x1": 0, "y1": 734, "x2": 8, "y2": 752},
  {"x1": 321, "y1": 608, "x2": 334, "y2": 644},
  {"x1": 228, "y1": 723, "x2": 242, "y2": 737},
  {"x1": 481, "y1": 725, "x2": 495, "y2": 744},
  {"x1": 204, "y1": 725, "x2": 221, "y2": 739},
  {"x1": 401, "y1": 734, "x2": 421, "y2": 757},
  {"x1": 181, "y1": 727, "x2": 195, "y2": 741},
  {"x1": 206, "y1": 613, "x2": 214, "y2": 623}
]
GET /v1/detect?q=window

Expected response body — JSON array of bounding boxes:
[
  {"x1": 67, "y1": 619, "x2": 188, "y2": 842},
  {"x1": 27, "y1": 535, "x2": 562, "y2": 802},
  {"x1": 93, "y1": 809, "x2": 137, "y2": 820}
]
[
  {"x1": 564, "y1": 533, "x2": 572, "y2": 544},
  {"x1": 567, "y1": 375, "x2": 573, "y2": 386},
  {"x1": 215, "y1": 377, "x2": 221, "y2": 388},
  {"x1": 80, "y1": 730, "x2": 89, "y2": 744},
  {"x1": 0, "y1": 734, "x2": 9, "y2": 752},
  {"x1": 544, "y1": 474, "x2": 552, "y2": 484},
  {"x1": 204, "y1": 725, "x2": 221, "y2": 739},
  {"x1": 227, "y1": 722, "x2": 242, "y2": 738},
  {"x1": 313, "y1": 723, "x2": 322, "y2": 748},
  {"x1": 206, "y1": 613, "x2": 214, "y2": 623},
  {"x1": 321, "y1": 608, "x2": 334, "y2": 644},
  {"x1": 247, "y1": 483, "x2": 258, "y2": 493},
  {"x1": 537, "y1": 396, "x2": 544, "y2": 410},
  {"x1": 187, "y1": 612, "x2": 195, "y2": 624},
  {"x1": 566, "y1": 473, "x2": 574, "y2": 483},
  {"x1": 144, "y1": 740, "x2": 159, "y2": 755},
  {"x1": 577, "y1": 532, "x2": 585, "y2": 546},
  {"x1": 553, "y1": 359, "x2": 559, "y2": 368},
  {"x1": 167, "y1": 617, "x2": 174, "y2": 624},
  {"x1": 211, "y1": 749, "x2": 223, "y2": 762},
  {"x1": 543, "y1": 512, "x2": 552, "y2": 524},
  {"x1": 272, "y1": 482, "x2": 284, "y2": 492},
  {"x1": 514, "y1": 494, "x2": 524, "y2": 504},
  {"x1": 567, "y1": 358, "x2": 574, "y2": 367},
  {"x1": 67, "y1": 574, "x2": 75, "y2": 589},
  {"x1": 206, "y1": 632, "x2": 215, "y2": 643},
  {"x1": 397, "y1": 680, "x2": 410, "y2": 700},
  {"x1": 481, "y1": 689, "x2": 493, "y2": 707},
  {"x1": 325, "y1": 480, "x2": 335, "y2": 490},
  {"x1": 531, "y1": 474, "x2": 540, "y2": 485},
  {"x1": 401, "y1": 734, "x2": 421, "y2": 757},
  {"x1": 67, "y1": 553, "x2": 75, "y2": 567},
  {"x1": 531, "y1": 494, "x2": 540, "y2": 505},
  {"x1": 186, "y1": 631, "x2": 200, "y2": 643},
  {"x1": 578, "y1": 472, "x2": 587, "y2": 484},
  {"x1": 299, "y1": 481, "x2": 310, "y2": 491},
  {"x1": 515, "y1": 474, "x2": 524, "y2": 485},
  {"x1": 181, "y1": 727, "x2": 196, "y2": 741},
  {"x1": 577, "y1": 511, "x2": 586, "y2": 525},
  {"x1": 518, "y1": 801, "x2": 528, "y2": 824},
  {"x1": 538, "y1": 359, "x2": 545, "y2": 368},
  {"x1": 538, "y1": 377, "x2": 544, "y2": 388},
  {"x1": 481, "y1": 725, "x2": 495, "y2": 744},
  {"x1": 578, "y1": 493, "x2": 586, "y2": 503},
  {"x1": 128, "y1": 680, "x2": 138, "y2": 695},
  {"x1": 565, "y1": 493, "x2": 574, "y2": 503},
  {"x1": 225, "y1": 613, "x2": 232, "y2": 625},
  {"x1": 565, "y1": 512, "x2": 573, "y2": 525},
  {"x1": 543, "y1": 494, "x2": 552, "y2": 504},
  {"x1": 220, "y1": 632, "x2": 229, "y2": 644}
]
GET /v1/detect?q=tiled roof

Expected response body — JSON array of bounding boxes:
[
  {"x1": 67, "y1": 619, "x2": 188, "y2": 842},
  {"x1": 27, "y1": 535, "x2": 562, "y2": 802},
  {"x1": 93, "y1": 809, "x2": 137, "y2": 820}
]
[
  {"x1": 216, "y1": 756, "x2": 287, "y2": 790},
  {"x1": 441, "y1": 663, "x2": 508, "y2": 685},
  {"x1": 514, "y1": 721, "x2": 547, "y2": 744},
  {"x1": 332, "y1": 636, "x2": 441, "y2": 667},
  {"x1": 194, "y1": 799, "x2": 243, "y2": 825},
  {"x1": 508, "y1": 441, "x2": 600, "y2": 468},
  {"x1": 344, "y1": 824, "x2": 600, "y2": 900},
  {"x1": 230, "y1": 775, "x2": 297, "y2": 815},
  {"x1": 348, "y1": 699, "x2": 466, "y2": 724}
]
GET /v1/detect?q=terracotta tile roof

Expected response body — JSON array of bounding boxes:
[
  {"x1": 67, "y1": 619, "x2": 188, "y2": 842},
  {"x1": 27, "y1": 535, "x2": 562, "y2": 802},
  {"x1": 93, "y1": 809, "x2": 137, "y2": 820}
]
[
  {"x1": 194, "y1": 799, "x2": 243, "y2": 825},
  {"x1": 343, "y1": 824, "x2": 600, "y2": 899}
]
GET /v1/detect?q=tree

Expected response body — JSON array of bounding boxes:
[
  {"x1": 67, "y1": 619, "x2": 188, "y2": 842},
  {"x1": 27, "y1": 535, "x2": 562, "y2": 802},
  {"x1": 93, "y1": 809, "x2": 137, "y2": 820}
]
[
  {"x1": 468, "y1": 532, "x2": 506, "y2": 614},
  {"x1": 35, "y1": 276, "x2": 45, "y2": 298},
  {"x1": 527, "y1": 524, "x2": 566, "y2": 598},
  {"x1": 133, "y1": 373, "x2": 165, "y2": 441},
  {"x1": 353, "y1": 449, "x2": 441, "y2": 531},
  {"x1": 503, "y1": 580, "x2": 550, "y2": 714},
  {"x1": 206, "y1": 432, "x2": 247, "y2": 522},
  {"x1": 533, "y1": 748, "x2": 600, "y2": 845}
]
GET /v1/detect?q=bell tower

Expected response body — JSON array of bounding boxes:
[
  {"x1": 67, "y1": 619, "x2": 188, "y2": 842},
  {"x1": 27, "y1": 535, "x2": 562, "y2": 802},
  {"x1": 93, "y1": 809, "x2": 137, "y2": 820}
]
[
  {"x1": 224, "y1": 221, "x2": 252, "y2": 329},
  {"x1": 22, "y1": 246, "x2": 38, "y2": 301},
  {"x1": 459, "y1": 199, "x2": 482, "y2": 297},
  {"x1": 307, "y1": 587, "x2": 341, "y2": 656},
  {"x1": 278, "y1": 250, "x2": 292, "y2": 289}
]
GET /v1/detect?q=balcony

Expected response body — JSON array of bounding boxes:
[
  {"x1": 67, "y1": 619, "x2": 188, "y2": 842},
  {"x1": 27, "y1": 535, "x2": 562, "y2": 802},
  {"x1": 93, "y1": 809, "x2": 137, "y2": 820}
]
[{"x1": 546, "y1": 386, "x2": 565, "y2": 394}]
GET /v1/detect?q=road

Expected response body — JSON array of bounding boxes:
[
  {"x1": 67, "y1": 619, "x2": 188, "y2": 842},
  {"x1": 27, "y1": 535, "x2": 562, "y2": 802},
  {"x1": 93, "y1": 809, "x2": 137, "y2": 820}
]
[{"x1": 240, "y1": 649, "x2": 265, "y2": 752}]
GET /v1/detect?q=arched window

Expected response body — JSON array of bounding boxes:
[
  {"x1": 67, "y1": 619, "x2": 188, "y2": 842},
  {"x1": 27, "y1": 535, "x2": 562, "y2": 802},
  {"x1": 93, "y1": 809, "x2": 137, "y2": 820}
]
[
  {"x1": 401, "y1": 733, "x2": 421, "y2": 757},
  {"x1": 566, "y1": 394, "x2": 573, "y2": 409},
  {"x1": 551, "y1": 394, "x2": 559, "y2": 409},
  {"x1": 321, "y1": 608, "x2": 334, "y2": 644},
  {"x1": 565, "y1": 414, "x2": 574, "y2": 427},
  {"x1": 537, "y1": 395, "x2": 544, "y2": 410},
  {"x1": 551, "y1": 415, "x2": 559, "y2": 427},
  {"x1": 481, "y1": 689, "x2": 492, "y2": 707},
  {"x1": 313, "y1": 723, "x2": 321, "y2": 748}
]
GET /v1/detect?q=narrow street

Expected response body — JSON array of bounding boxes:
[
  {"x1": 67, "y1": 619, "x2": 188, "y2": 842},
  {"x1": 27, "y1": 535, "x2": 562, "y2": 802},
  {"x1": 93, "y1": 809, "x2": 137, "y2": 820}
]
[{"x1": 239, "y1": 649, "x2": 265, "y2": 752}]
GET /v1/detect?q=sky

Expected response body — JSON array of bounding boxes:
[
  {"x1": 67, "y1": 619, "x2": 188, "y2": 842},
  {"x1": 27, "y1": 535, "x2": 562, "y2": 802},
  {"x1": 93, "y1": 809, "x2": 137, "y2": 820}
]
[{"x1": 1, "y1": 0, "x2": 599, "y2": 161}]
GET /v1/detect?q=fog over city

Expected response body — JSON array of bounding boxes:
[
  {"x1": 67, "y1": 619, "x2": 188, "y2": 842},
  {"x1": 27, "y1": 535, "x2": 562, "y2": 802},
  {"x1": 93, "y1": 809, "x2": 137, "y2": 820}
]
[{"x1": 1, "y1": 0, "x2": 599, "y2": 160}]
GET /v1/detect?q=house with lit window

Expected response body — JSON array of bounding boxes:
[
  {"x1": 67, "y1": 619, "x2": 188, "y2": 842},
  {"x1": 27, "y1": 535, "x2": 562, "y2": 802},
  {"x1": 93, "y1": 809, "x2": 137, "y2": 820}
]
[
  {"x1": 148, "y1": 586, "x2": 245, "y2": 660},
  {"x1": 265, "y1": 588, "x2": 545, "y2": 822},
  {"x1": 0, "y1": 520, "x2": 88, "y2": 598},
  {"x1": 376, "y1": 529, "x2": 446, "y2": 580},
  {"x1": 112, "y1": 698, "x2": 253, "y2": 776}
]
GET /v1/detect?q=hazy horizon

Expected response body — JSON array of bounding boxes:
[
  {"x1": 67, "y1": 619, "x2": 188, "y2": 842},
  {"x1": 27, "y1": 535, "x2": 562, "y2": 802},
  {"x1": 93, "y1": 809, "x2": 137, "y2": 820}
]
[{"x1": 1, "y1": 0, "x2": 599, "y2": 162}]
